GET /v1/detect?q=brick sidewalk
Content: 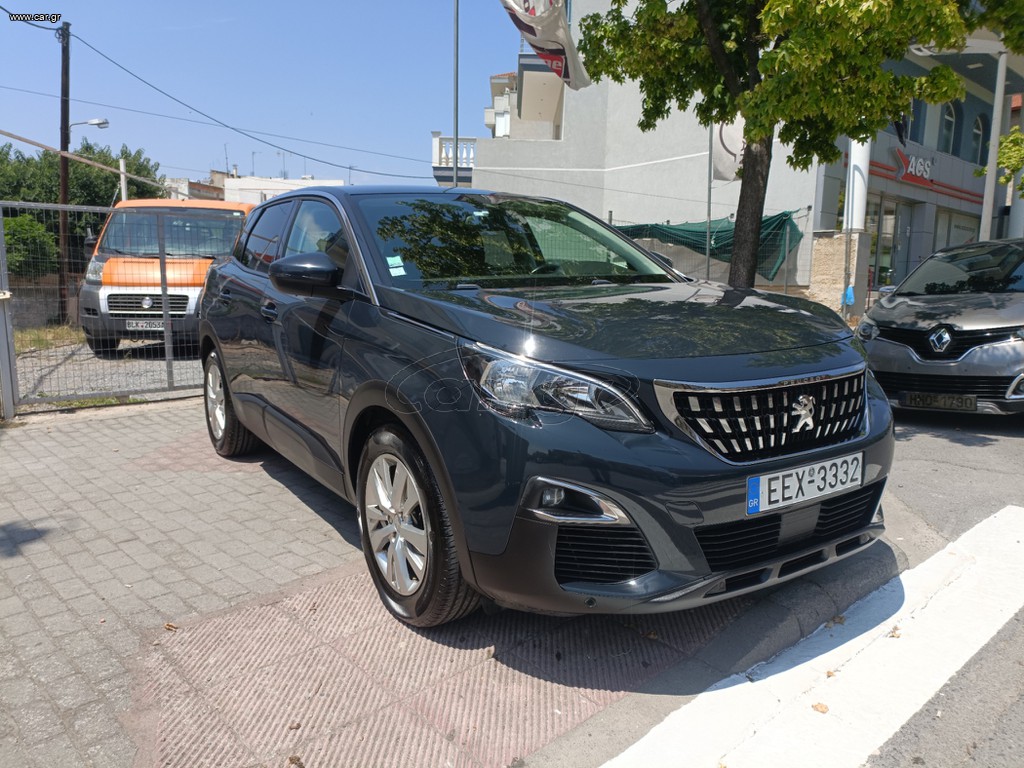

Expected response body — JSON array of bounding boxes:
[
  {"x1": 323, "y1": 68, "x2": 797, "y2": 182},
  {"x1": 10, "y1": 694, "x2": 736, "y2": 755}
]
[
  {"x1": 0, "y1": 399, "x2": 898, "y2": 767},
  {"x1": 0, "y1": 400, "x2": 362, "y2": 766}
]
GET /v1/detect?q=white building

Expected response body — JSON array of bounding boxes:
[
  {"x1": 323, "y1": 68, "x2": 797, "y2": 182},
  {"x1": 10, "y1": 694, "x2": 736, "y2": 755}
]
[{"x1": 467, "y1": 0, "x2": 1024, "y2": 312}]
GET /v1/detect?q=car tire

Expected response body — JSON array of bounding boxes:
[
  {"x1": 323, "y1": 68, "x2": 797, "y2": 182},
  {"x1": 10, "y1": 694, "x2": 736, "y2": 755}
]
[
  {"x1": 85, "y1": 335, "x2": 118, "y2": 356},
  {"x1": 203, "y1": 350, "x2": 259, "y2": 457},
  {"x1": 358, "y1": 424, "x2": 480, "y2": 627}
]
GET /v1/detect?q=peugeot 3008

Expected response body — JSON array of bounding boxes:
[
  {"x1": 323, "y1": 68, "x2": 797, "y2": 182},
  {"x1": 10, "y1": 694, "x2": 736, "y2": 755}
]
[{"x1": 199, "y1": 186, "x2": 894, "y2": 627}]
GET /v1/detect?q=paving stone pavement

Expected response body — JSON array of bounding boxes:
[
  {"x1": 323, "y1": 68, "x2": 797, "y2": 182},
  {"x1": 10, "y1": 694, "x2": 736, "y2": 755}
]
[{"x1": 0, "y1": 398, "x2": 901, "y2": 768}]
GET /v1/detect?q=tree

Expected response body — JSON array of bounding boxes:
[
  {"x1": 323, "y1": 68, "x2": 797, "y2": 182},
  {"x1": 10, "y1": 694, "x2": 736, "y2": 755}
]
[
  {"x1": 0, "y1": 139, "x2": 165, "y2": 206},
  {"x1": 992, "y1": 125, "x2": 1024, "y2": 197},
  {"x1": 578, "y1": 0, "x2": 1022, "y2": 288}
]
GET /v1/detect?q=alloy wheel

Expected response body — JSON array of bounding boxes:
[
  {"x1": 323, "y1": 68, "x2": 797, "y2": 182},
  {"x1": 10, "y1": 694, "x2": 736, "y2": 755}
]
[{"x1": 364, "y1": 453, "x2": 430, "y2": 596}]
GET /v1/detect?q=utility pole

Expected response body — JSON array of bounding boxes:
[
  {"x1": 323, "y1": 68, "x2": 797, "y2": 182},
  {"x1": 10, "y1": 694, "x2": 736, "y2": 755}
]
[
  {"x1": 452, "y1": 0, "x2": 459, "y2": 188},
  {"x1": 58, "y1": 21, "x2": 71, "y2": 324}
]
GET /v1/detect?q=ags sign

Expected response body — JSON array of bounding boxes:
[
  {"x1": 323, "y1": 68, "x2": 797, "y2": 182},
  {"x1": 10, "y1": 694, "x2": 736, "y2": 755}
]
[{"x1": 894, "y1": 148, "x2": 934, "y2": 187}]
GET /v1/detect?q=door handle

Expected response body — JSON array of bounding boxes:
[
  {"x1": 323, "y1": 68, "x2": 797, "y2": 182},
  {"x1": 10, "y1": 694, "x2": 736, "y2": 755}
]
[{"x1": 260, "y1": 303, "x2": 278, "y2": 322}]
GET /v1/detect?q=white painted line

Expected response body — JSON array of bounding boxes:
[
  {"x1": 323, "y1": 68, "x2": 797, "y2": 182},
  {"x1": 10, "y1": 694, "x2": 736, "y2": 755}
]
[{"x1": 603, "y1": 505, "x2": 1024, "y2": 768}]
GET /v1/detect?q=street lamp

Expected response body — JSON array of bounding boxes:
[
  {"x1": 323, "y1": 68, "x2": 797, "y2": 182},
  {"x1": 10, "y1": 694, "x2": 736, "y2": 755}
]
[
  {"x1": 69, "y1": 117, "x2": 109, "y2": 130},
  {"x1": 58, "y1": 115, "x2": 109, "y2": 323}
]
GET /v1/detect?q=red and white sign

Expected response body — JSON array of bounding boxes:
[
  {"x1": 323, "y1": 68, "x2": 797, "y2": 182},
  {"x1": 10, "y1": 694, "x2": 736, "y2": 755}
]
[
  {"x1": 499, "y1": 0, "x2": 591, "y2": 90},
  {"x1": 894, "y1": 148, "x2": 935, "y2": 188}
]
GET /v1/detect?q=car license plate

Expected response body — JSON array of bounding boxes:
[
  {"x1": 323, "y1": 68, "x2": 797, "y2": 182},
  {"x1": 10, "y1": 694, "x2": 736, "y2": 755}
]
[
  {"x1": 125, "y1": 319, "x2": 166, "y2": 331},
  {"x1": 747, "y1": 452, "x2": 863, "y2": 516},
  {"x1": 899, "y1": 392, "x2": 977, "y2": 412}
]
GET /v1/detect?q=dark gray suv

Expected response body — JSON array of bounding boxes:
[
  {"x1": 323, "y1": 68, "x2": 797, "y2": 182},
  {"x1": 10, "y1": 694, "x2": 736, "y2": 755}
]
[{"x1": 199, "y1": 186, "x2": 894, "y2": 627}]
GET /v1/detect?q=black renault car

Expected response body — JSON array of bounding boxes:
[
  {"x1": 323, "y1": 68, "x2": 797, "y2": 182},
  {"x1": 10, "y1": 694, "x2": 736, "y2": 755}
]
[{"x1": 199, "y1": 186, "x2": 894, "y2": 627}]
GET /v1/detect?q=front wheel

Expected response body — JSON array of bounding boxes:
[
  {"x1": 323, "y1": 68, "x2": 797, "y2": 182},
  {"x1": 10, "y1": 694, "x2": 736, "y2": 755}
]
[
  {"x1": 85, "y1": 334, "x2": 118, "y2": 356},
  {"x1": 358, "y1": 424, "x2": 479, "y2": 627}
]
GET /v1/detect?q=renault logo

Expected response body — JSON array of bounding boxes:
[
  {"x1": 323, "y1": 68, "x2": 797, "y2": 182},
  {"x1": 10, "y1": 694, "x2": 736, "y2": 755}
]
[
  {"x1": 929, "y1": 327, "x2": 952, "y2": 353},
  {"x1": 791, "y1": 394, "x2": 816, "y2": 433}
]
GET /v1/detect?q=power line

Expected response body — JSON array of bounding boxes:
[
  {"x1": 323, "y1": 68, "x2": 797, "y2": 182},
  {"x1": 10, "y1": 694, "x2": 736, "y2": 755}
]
[
  {"x1": 0, "y1": 7, "x2": 432, "y2": 180},
  {"x1": 68, "y1": 33, "x2": 432, "y2": 180},
  {"x1": 0, "y1": 85, "x2": 432, "y2": 166}
]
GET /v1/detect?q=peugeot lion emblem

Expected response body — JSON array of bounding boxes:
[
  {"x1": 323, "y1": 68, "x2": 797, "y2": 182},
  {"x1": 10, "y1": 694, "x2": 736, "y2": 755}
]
[
  {"x1": 929, "y1": 327, "x2": 952, "y2": 353},
  {"x1": 791, "y1": 394, "x2": 816, "y2": 433}
]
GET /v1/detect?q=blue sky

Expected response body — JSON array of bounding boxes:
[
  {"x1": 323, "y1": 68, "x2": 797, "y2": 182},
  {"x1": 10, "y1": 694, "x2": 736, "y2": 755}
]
[{"x1": 1, "y1": 0, "x2": 523, "y2": 184}]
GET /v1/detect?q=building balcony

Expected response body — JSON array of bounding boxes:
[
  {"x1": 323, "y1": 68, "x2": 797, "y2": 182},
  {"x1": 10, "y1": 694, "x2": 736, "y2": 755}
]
[{"x1": 431, "y1": 132, "x2": 474, "y2": 186}]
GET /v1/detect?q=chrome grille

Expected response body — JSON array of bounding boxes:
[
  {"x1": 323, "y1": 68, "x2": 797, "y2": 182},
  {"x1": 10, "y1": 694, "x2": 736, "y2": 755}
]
[
  {"x1": 877, "y1": 325, "x2": 1020, "y2": 360},
  {"x1": 657, "y1": 370, "x2": 866, "y2": 463},
  {"x1": 106, "y1": 294, "x2": 189, "y2": 318}
]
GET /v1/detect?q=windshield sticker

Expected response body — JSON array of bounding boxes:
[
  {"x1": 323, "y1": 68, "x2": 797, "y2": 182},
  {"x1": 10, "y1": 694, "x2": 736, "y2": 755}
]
[
  {"x1": 389, "y1": 265, "x2": 407, "y2": 276},
  {"x1": 386, "y1": 255, "x2": 404, "y2": 268}
]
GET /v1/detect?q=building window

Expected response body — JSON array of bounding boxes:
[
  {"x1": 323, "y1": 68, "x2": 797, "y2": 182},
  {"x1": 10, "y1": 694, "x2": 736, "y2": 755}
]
[
  {"x1": 909, "y1": 99, "x2": 926, "y2": 144},
  {"x1": 938, "y1": 103, "x2": 957, "y2": 155},
  {"x1": 970, "y1": 115, "x2": 988, "y2": 165}
]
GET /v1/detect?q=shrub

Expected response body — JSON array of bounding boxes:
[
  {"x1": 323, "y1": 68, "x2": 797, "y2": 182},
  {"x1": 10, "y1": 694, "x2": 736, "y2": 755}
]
[{"x1": 3, "y1": 214, "x2": 58, "y2": 278}]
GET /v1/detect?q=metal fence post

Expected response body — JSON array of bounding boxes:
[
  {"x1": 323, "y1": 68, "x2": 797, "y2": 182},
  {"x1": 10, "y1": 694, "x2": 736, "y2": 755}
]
[
  {"x1": 0, "y1": 211, "x2": 17, "y2": 420},
  {"x1": 783, "y1": 218, "x2": 791, "y2": 295}
]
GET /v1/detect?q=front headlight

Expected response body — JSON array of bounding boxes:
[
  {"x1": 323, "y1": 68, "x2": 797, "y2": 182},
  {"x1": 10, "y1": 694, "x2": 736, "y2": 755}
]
[
  {"x1": 84, "y1": 259, "x2": 104, "y2": 285},
  {"x1": 856, "y1": 317, "x2": 879, "y2": 341},
  {"x1": 459, "y1": 342, "x2": 652, "y2": 433}
]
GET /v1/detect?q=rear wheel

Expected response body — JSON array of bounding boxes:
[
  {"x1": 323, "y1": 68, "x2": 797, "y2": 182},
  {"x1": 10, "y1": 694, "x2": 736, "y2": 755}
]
[
  {"x1": 358, "y1": 424, "x2": 479, "y2": 627},
  {"x1": 203, "y1": 350, "x2": 259, "y2": 457}
]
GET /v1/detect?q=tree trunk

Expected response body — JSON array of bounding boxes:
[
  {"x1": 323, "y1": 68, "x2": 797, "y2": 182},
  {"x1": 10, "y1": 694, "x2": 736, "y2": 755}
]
[{"x1": 727, "y1": 134, "x2": 773, "y2": 289}]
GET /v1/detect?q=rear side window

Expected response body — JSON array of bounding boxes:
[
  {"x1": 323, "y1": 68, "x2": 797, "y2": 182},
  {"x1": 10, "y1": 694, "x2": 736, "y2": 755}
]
[{"x1": 243, "y1": 202, "x2": 294, "y2": 273}]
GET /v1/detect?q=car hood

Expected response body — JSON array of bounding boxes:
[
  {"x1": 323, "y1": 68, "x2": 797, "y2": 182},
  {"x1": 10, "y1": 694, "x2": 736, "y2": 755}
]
[
  {"x1": 868, "y1": 291, "x2": 1024, "y2": 331},
  {"x1": 377, "y1": 281, "x2": 852, "y2": 363}
]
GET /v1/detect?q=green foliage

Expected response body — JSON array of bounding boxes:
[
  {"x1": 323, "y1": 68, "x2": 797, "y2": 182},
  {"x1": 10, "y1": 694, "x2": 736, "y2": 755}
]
[
  {"x1": 0, "y1": 139, "x2": 165, "y2": 206},
  {"x1": 579, "y1": 0, "x2": 969, "y2": 171},
  {"x1": 994, "y1": 125, "x2": 1024, "y2": 196},
  {"x1": 2, "y1": 214, "x2": 58, "y2": 277},
  {"x1": 577, "y1": 0, "x2": 1021, "y2": 286}
]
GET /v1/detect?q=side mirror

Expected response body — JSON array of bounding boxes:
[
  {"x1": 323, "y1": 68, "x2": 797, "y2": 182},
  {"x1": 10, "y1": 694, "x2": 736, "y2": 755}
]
[{"x1": 269, "y1": 251, "x2": 356, "y2": 300}]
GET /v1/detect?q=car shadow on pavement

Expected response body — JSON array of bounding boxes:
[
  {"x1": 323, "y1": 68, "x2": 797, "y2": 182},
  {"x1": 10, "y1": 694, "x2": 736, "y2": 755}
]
[
  {"x1": 91, "y1": 340, "x2": 202, "y2": 362},
  {"x1": 893, "y1": 410, "x2": 1024, "y2": 447},
  {"x1": 244, "y1": 446, "x2": 363, "y2": 550}
]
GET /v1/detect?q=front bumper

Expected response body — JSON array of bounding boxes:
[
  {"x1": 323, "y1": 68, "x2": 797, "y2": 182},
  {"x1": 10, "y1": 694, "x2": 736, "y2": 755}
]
[
  {"x1": 865, "y1": 337, "x2": 1024, "y2": 415},
  {"x1": 79, "y1": 283, "x2": 202, "y2": 341},
  {"x1": 451, "y1": 391, "x2": 894, "y2": 616}
]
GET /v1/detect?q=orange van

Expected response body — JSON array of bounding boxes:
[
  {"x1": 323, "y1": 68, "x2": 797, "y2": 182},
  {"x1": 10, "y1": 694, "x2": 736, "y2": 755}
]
[{"x1": 78, "y1": 199, "x2": 253, "y2": 355}]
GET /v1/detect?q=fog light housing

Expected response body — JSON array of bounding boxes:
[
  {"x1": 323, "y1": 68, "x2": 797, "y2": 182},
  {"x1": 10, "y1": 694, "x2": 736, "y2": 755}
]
[
  {"x1": 541, "y1": 487, "x2": 566, "y2": 508},
  {"x1": 526, "y1": 478, "x2": 630, "y2": 525},
  {"x1": 1008, "y1": 373, "x2": 1024, "y2": 399}
]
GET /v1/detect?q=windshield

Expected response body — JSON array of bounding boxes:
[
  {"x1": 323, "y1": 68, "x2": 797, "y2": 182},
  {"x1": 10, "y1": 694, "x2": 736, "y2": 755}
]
[
  {"x1": 897, "y1": 241, "x2": 1024, "y2": 296},
  {"x1": 97, "y1": 208, "x2": 246, "y2": 258},
  {"x1": 353, "y1": 193, "x2": 672, "y2": 290}
]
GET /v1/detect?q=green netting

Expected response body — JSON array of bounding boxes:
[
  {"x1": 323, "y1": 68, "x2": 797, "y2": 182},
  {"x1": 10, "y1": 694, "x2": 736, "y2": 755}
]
[{"x1": 616, "y1": 211, "x2": 802, "y2": 281}]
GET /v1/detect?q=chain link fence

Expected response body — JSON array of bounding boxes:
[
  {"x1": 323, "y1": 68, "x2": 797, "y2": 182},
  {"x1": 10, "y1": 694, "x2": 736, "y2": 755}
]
[{"x1": 0, "y1": 201, "x2": 204, "y2": 418}]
